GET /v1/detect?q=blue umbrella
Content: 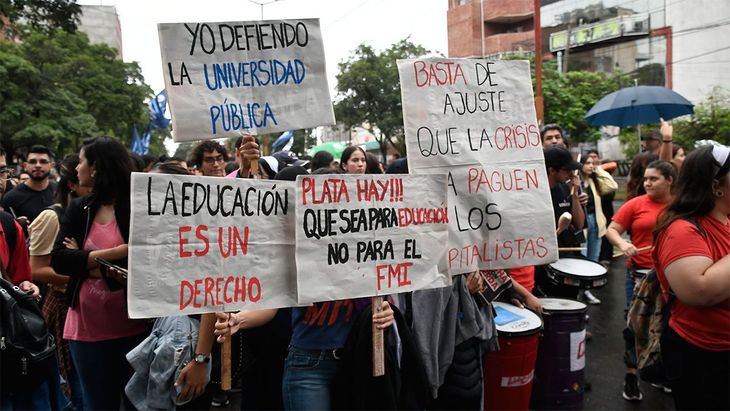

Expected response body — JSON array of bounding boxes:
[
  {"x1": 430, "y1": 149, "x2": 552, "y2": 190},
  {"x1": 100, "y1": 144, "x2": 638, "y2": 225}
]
[{"x1": 585, "y1": 86, "x2": 694, "y2": 127}]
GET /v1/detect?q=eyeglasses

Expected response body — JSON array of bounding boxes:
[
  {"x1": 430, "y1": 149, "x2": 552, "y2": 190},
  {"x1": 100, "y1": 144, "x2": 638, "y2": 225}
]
[
  {"x1": 27, "y1": 159, "x2": 50, "y2": 165},
  {"x1": 0, "y1": 168, "x2": 13, "y2": 180},
  {"x1": 202, "y1": 155, "x2": 225, "y2": 165}
]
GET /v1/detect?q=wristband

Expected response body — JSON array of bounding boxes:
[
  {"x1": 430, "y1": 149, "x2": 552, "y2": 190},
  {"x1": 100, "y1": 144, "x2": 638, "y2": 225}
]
[{"x1": 663, "y1": 140, "x2": 672, "y2": 143}]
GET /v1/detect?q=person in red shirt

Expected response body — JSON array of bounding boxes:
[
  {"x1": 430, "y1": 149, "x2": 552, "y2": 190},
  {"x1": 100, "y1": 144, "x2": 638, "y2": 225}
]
[
  {"x1": 606, "y1": 160, "x2": 676, "y2": 401},
  {"x1": 652, "y1": 144, "x2": 730, "y2": 411}
]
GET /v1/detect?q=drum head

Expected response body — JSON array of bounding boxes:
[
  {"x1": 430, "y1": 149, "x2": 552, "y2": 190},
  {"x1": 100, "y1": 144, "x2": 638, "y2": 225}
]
[
  {"x1": 549, "y1": 258, "x2": 607, "y2": 278},
  {"x1": 493, "y1": 301, "x2": 542, "y2": 336},
  {"x1": 540, "y1": 297, "x2": 587, "y2": 314},
  {"x1": 635, "y1": 268, "x2": 651, "y2": 276}
]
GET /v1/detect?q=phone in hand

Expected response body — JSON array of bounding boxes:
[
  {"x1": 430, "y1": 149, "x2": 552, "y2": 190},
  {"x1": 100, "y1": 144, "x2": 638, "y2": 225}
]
[{"x1": 94, "y1": 257, "x2": 128, "y2": 280}]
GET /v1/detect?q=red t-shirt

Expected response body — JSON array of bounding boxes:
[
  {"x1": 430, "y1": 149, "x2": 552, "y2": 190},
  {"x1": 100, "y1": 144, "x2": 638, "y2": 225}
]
[
  {"x1": 0, "y1": 218, "x2": 31, "y2": 284},
  {"x1": 653, "y1": 216, "x2": 730, "y2": 351},
  {"x1": 612, "y1": 195, "x2": 669, "y2": 268},
  {"x1": 509, "y1": 266, "x2": 535, "y2": 292}
]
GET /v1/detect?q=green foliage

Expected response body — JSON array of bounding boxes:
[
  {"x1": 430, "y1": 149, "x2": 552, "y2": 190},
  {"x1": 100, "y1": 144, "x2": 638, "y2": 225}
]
[
  {"x1": 0, "y1": 26, "x2": 152, "y2": 157},
  {"x1": 288, "y1": 129, "x2": 317, "y2": 158},
  {"x1": 672, "y1": 86, "x2": 730, "y2": 148},
  {"x1": 334, "y1": 39, "x2": 432, "y2": 163},
  {"x1": 541, "y1": 60, "x2": 625, "y2": 143},
  {"x1": 0, "y1": 0, "x2": 81, "y2": 34}
]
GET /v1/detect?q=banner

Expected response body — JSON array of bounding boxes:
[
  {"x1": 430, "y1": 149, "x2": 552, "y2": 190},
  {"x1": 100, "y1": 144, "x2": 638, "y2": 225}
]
[
  {"x1": 128, "y1": 173, "x2": 299, "y2": 318},
  {"x1": 159, "y1": 19, "x2": 335, "y2": 142},
  {"x1": 398, "y1": 59, "x2": 558, "y2": 275},
  {"x1": 295, "y1": 174, "x2": 452, "y2": 303}
]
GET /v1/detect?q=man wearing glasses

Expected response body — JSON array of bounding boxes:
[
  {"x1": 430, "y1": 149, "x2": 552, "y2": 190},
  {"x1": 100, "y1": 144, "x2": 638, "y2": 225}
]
[
  {"x1": 1, "y1": 145, "x2": 57, "y2": 224},
  {"x1": 191, "y1": 141, "x2": 229, "y2": 177}
]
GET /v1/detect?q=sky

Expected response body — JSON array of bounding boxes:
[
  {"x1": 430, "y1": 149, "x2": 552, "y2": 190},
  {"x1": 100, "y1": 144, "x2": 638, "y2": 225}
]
[{"x1": 78, "y1": 0, "x2": 449, "y2": 96}]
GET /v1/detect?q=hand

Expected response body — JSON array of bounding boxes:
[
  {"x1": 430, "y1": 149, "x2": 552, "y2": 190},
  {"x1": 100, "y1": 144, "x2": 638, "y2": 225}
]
[
  {"x1": 577, "y1": 192, "x2": 589, "y2": 206},
  {"x1": 214, "y1": 312, "x2": 241, "y2": 343},
  {"x1": 15, "y1": 216, "x2": 29, "y2": 228},
  {"x1": 18, "y1": 281, "x2": 40, "y2": 298},
  {"x1": 660, "y1": 118, "x2": 672, "y2": 141},
  {"x1": 465, "y1": 271, "x2": 485, "y2": 294},
  {"x1": 523, "y1": 293, "x2": 543, "y2": 315},
  {"x1": 557, "y1": 213, "x2": 572, "y2": 234},
  {"x1": 63, "y1": 237, "x2": 79, "y2": 250},
  {"x1": 238, "y1": 135, "x2": 260, "y2": 171},
  {"x1": 175, "y1": 361, "x2": 208, "y2": 402},
  {"x1": 105, "y1": 266, "x2": 126, "y2": 284},
  {"x1": 620, "y1": 241, "x2": 638, "y2": 257},
  {"x1": 372, "y1": 300, "x2": 394, "y2": 329}
]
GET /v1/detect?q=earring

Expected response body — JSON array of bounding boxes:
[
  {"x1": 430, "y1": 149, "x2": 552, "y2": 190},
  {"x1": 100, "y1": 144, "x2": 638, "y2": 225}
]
[{"x1": 716, "y1": 190, "x2": 725, "y2": 198}]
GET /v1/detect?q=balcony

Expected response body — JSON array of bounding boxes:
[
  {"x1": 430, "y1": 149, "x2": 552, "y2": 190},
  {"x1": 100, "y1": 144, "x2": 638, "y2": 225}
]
[
  {"x1": 483, "y1": 0, "x2": 534, "y2": 23},
  {"x1": 484, "y1": 31, "x2": 535, "y2": 55}
]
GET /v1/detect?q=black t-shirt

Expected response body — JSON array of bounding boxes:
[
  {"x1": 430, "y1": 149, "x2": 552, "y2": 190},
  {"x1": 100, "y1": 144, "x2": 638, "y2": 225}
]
[
  {"x1": 550, "y1": 182, "x2": 581, "y2": 248},
  {"x1": 1, "y1": 182, "x2": 57, "y2": 223}
]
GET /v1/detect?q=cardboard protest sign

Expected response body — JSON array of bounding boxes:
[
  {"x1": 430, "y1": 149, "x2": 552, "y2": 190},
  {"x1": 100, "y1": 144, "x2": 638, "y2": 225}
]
[
  {"x1": 398, "y1": 59, "x2": 558, "y2": 275},
  {"x1": 295, "y1": 174, "x2": 452, "y2": 304},
  {"x1": 128, "y1": 173, "x2": 298, "y2": 318},
  {"x1": 158, "y1": 19, "x2": 335, "y2": 142}
]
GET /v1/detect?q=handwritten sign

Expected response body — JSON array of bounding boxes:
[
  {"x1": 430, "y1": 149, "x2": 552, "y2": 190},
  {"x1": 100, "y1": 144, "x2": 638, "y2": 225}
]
[
  {"x1": 295, "y1": 174, "x2": 451, "y2": 304},
  {"x1": 158, "y1": 19, "x2": 335, "y2": 142},
  {"x1": 398, "y1": 59, "x2": 558, "y2": 274},
  {"x1": 128, "y1": 173, "x2": 299, "y2": 318}
]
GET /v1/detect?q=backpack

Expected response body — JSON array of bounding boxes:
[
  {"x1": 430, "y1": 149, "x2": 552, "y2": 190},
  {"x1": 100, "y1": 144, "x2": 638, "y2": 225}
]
[
  {"x1": 626, "y1": 269, "x2": 670, "y2": 383},
  {"x1": 0, "y1": 265, "x2": 56, "y2": 391},
  {"x1": 627, "y1": 218, "x2": 705, "y2": 384},
  {"x1": 0, "y1": 211, "x2": 17, "y2": 255}
]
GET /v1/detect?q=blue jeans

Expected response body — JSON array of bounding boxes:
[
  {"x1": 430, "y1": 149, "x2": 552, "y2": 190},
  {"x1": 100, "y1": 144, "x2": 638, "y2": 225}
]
[
  {"x1": 282, "y1": 347, "x2": 340, "y2": 411},
  {"x1": 69, "y1": 334, "x2": 145, "y2": 411},
  {"x1": 582, "y1": 212, "x2": 601, "y2": 262}
]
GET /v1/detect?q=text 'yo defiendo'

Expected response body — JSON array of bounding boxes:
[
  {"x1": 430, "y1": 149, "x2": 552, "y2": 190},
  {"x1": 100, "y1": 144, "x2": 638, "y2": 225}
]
[{"x1": 144, "y1": 176, "x2": 289, "y2": 310}]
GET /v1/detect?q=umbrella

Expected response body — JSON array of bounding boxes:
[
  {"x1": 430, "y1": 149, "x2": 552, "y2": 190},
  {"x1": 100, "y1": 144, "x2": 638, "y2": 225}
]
[
  {"x1": 585, "y1": 86, "x2": 694, "y2": 127},
  {"x1": 307, "y1": 141, "x2": 348, "y2": 159}
]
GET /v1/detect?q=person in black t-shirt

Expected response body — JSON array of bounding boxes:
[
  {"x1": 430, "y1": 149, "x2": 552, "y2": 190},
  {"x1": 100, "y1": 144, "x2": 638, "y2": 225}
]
[
  {"x1": 1, "y1": 145, "x2": 57, "y2": 224},
  {"x1": 535, "y1": 146, "x2": 587, "y2": 298}
]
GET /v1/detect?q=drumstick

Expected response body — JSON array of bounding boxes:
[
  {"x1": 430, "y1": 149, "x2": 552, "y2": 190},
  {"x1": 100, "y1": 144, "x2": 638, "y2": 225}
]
[
  {"x1": 558, "y1": 247, "x2": 586, "y2": 252},
  {"x1": 612, "y1": 245, "x2": 653, "y2": 258}
]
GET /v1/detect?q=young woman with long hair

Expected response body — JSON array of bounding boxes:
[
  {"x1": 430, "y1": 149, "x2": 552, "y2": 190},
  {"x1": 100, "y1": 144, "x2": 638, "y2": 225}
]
[
  {"x1": 51, "y1": 137, "x2": 148, "y2": 410},
  {"x1": 652, "y1": 145, "x2": 730, "y2": 410}
]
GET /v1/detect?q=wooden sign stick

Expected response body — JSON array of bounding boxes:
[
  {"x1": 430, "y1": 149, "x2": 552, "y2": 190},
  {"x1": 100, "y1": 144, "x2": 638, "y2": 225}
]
[
  {"x1": 221, "y1": 328, "x2": 232, "y2": 391},
  {"x1": 372, "y1": 296, "x2": 385, "y2": 377}
]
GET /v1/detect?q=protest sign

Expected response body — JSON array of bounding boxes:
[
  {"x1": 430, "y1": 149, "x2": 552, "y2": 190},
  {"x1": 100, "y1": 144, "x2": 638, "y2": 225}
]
[
  {"x1": 295, "y1": 174, "x2": 452, "y2": 304},
  {"x1": 398, "y1": 59, "x2": 558, "y2": 274},
  {"x1": 128, "y1": 172, "x2": 299, "y2": 318},
  {"x1": 158, "y1": 19, "x2": 335, "y2": 142}
]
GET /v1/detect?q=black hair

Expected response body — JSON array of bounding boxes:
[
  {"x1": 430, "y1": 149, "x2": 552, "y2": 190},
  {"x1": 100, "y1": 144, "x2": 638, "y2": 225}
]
[
  {"x1": 311, "y1": 150, "x2": 334, "y2": 171},
  {"x1": 580, "y1": 155, "x2": 602, "y2": 196},
  {"x1": 128, "y1": 152, "x2": 145, "y2": 172},
  {"x1": 0, "y1": 145, "x2": 6, "y2": 157},
  {"x1": 81, "y1": 136, "x2": 133, "y2": 205},
  {"x1": 646, "y1": 160, "x2": 677, "y2": 184},
  {"x1": 225, "y1": 161, "x2": 238, "y2": 175},
  {"x1": 28, "y1": 144, "x2": 54, "y2": 160},
  {"x1": 339, "y1": 146, "x2": 366, "y2": 171},
  {"x1": 54, "y1": 154, "x2": 81, "y2": 207},
  {"x1": 191, "y1": 140, "x2": 227, "y2": 167},
  {"x1": 540, "y1": 124, "x2": 567, "y2": 145},
  {"x1": 152, "y1": 161, "x2": 192, "y2": 176},
  {"x1": 655, "y1": 146, "x2": 728, "y2": 236},
  {"x1": 365, "y1": 152, "x2": 382, "y2": 174}
]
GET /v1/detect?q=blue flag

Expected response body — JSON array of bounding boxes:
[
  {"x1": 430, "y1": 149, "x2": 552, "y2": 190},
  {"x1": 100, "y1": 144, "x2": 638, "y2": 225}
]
[
  {"x1": 149, "y1": 90, "x2": 170, "y2": 130},
  {"x1": 271, "y1": 130, "x2": 294, "y2": 152}
]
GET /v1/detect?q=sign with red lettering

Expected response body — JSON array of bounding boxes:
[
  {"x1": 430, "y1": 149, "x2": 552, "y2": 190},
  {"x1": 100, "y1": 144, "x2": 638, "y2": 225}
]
[
  {"x1": 128, "y1": 173, "x2": 299, "y2": 318},
  {"x1": 398, "y1": 59, "x2": 558, "y2": 274},
  {"x1": 295, "y1": 174, "x2": 451, "y2": 303}
]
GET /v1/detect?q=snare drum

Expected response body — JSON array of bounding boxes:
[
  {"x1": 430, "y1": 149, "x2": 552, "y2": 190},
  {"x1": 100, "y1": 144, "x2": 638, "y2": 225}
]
[
  {"x1": 485, "y1": 302, "x2": 543, "y2": 411},
  {"x1": 632, "y1": 268, "x2": 652, "y2": 281},
  {"x1": 546, "y1": 258, "x2": 608, "y2": 289},
  {"x1": 531, "y1": 298, "x2": 588, "y2": 410}
]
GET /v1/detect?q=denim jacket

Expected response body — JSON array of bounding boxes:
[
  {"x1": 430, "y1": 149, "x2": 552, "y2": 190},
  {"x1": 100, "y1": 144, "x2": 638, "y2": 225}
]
[{"x1": 125, "y1": 316, "x2": 211, "y2": 410}]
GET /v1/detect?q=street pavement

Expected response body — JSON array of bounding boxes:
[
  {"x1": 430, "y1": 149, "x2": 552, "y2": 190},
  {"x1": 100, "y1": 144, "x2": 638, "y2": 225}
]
[{"x1": 582, "y1": 255, "x2": 675, "y2": 410}]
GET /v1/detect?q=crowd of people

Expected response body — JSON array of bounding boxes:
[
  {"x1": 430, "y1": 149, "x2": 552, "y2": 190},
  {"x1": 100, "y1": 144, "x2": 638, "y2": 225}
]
[{"x1": 0, "y1": 120, "x2": 727, "y2": 411}]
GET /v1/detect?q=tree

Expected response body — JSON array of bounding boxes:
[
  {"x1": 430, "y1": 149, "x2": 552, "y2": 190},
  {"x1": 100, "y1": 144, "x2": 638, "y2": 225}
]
[
  {"x1": 0, "y1": 0, "x2": 81, "y2": 35},
  {"x1": 334, "y1": 39, "x2": 431, "y2": 164},
  {"x1": 541, "y1": 59, "x2": 627, "y2": 142},
  {"x1": 673, "y1": 86, "x2": 730, "y2": 148},
  {"x1": 0, "y1": 26, "x2": 152, "y2": 157}
]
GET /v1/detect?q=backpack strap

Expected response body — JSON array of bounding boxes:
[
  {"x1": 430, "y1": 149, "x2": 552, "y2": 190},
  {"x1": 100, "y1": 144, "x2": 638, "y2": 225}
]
[{"x1": 0, "y1": 211, "x2": 17, "y2": 258}]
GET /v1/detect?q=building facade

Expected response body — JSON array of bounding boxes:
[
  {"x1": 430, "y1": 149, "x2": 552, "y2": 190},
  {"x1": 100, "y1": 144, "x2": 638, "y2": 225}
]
[
  {"x1": 78, "y1": 5, "x2": 123, "y2": 58},
  {"x1": 447, "y1": 0, "x2": 730, "y2": 103}
]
